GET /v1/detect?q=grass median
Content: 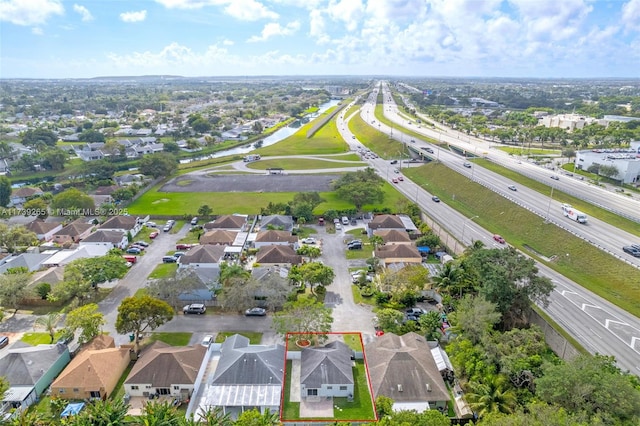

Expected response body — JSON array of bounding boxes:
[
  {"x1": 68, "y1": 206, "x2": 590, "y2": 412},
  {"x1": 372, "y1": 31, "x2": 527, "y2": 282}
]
[{"x1": 403, "y1": 162, "x2": 640, "y2": 318}]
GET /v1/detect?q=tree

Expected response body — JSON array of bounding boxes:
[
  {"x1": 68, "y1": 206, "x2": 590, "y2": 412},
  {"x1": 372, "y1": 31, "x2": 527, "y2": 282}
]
[
  {"x1": 71, "y1": 398, "x2": 129, "y2": 426},
  {"x1": 219, "y1": 263, "x2": 250, "y2": 287},
  {"x1": 332, "y1": 168, "x2": 385, "y2": 210},
  {"x1": 193, "y1": 406, "x2": 233, "y2": 426},
  {"x1": 40, "y1": 148, "x2": 67, "y2": 170},
  {"x1": 50, "y1": 188, "x2": 95, "y2": 212},
  {"x1": 66, "y1": 255, "x2": 129, "y2": 288},
  {"x1": 297, "y1": 261, "x2": 335, "y2": 294},
  {"x1": 49, "y1": 264, "x2": 93, "y2": 304},
  {"x1": 115, "y1": 295, "x2": 174, "y2": 352},
  {"x1": 536, "y1": 354, "x2": 640, "y2": 424},
  {"x1": 139, "y1": 152, "x2": 178, "y2": 178},
  {"x1": 0, "y1": 376, "x2": 8, "y2": 401},
  {"x1": 375, "y1": 395, "x2": 394, "y2": 418},
  {"x1": 378, "y1": 409, "x2": 451, "y2": 426},
  {"x1": 0, "y1": 273, "x2": 30, "y2": 313},
  {"x1": 21, "y1": 128, "x2": 57, "y2": 148},
  {"x1": 0, "y1": 223, "x2": 38, "y2": 252},
  {"x1": 416, "y1": 232, "x2": 441, "y2": 251},
  {"x1": 272, "y1": 295, "x2": 333, "y2": 341},
  {"x1": 450, "y1": 295, "x2": 501, "y2": 345},
  {"x1": 296, "y1": 245, "x2": 321, "y2": 260},
  {"x1": 466, "y1": 374, "x2": 518, "y2": 418},
  {"x1": 0, "y1": 176, "x2": 10, "y2": 207},
  {"x1": 131, "y1": 400, "x2": 182, "y2": 425},
  {"x1": 598, "y1": 164, "x2": 620, "y2": 180},
  {"x1": 374, "y1": 308, "x2": 404, "y2": 333},
  {"x1": 64, "y1": 303, "x2": 105, "y2": 344},
  {"x1": 235, "y1": 409, "x2": 281, "y2": 426},
  {"x1": 418, "y1": 311, "x2": 443, "y2": 341},
  {"x1": 198, "y1": 204, "x2": 213, "y2": 218},
  {"x1": 163, "y1": 141, "x2": 181, "y2": 153},
  {"x1": 23, "y1": 198, "x2": 49, "y2": 219},
  {"x1": 79, "y1": 129, "x2": 105, "y2": 143},
  {"x1": 84, "y1": 160, "x2": 116, "y2": 181},
  {"x1": 147, "y1": 269, "x2": 203, "y2": 311},
  {"x1": 33, "y1": 312, "x2": 62, "y2": 343},
  {"x1": 479, "y1": 402, "x2": 585, "y2": 426}
]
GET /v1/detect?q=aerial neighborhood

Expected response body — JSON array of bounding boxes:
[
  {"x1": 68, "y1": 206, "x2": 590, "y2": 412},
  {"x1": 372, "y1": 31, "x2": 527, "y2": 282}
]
[{"x1": 0, "y1": 74, "x2": 638, "y2": 426}]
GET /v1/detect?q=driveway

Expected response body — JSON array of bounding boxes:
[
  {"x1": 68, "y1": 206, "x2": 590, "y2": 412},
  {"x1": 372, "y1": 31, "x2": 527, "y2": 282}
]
[{"x1": 99, "y1": 224, "x2": 190, "y2": 345}]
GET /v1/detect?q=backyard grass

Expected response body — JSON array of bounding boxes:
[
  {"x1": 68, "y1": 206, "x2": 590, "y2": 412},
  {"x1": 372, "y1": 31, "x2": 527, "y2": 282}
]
[
  {"x1": 177, "y1": 230, "x2": 202, "y2": 245},
  {"x1": 402, "y1": 162, "x2": 640, "y2": 318},
  {"x1": 148, "y1": 263, "x2": 177, "y2": 279},
  {"x1": 475, "y1": 158, "x2": 640, "y2": 238},
  {"x1": 21, "y1": 331, "x2": 65, "y2": 345},
  {"x1": 214, "y1": 331, "x2": 262, "y2": 344},
  {"x1": 246, "y1": 158, "x2": 365, "y2": 170},
  {"x1": 148, "y1": 332, "x2": 192, "y2": 346},
  {"x1": 255, "y1": 108, "x2": 349, "y2": 156},
  {"x1": 110, "y1": 361, "x2": 136, "y2": 402}
]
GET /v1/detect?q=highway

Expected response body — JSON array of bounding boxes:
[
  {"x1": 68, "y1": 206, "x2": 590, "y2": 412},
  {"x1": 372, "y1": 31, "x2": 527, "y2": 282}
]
[{"x1": 335, "y1": 92, "x2": 640, "y2": 375}]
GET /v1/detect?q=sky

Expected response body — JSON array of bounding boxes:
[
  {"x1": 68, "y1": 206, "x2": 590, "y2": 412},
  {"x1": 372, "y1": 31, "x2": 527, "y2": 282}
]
[{"x1": 1, "y1": 0, "x2": 640, "y2": 79}]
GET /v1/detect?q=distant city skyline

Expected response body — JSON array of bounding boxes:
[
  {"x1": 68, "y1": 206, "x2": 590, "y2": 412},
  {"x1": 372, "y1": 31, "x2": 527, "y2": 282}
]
[{"x1": 1, "y1": 0, "x2": 639, "y2": 79}]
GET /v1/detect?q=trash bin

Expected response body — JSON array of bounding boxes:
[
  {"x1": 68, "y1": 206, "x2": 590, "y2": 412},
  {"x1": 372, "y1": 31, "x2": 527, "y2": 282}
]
[{"x1": 129, "y1": 334, "x2": 135, "y2": 342}]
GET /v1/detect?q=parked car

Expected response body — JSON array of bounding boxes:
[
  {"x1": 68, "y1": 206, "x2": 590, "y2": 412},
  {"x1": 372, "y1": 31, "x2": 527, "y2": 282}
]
[
  {"x1": 406, "y1": 307, "x2": 427, "y2": 317},
  {"x1": 301, "y1": 237, "x2": 316, "y2": 244},
  {"x1": 0, "y1": 336, "x2": 8, "y2": 349},
  {"x1": 622, "y1": 246, "x2": 640, "y2": 257},
  {"x1": 126, "y1": 247, "x2": 141, "y2": 254},
  {"x1": 162, "y1": 256, "x2": 178, "y2": 263},
  {"x1": 183, "y1": 304, "x2": 206, "y2": 314},
  {"x1": 432, "y1": 196, "x2": 440, "y2": 202},
  {"x1": 493, "y1": 234, "x2": 506, "y2": 244},
  {"x1": 508, "y1": 185, "x2": 517, "y2": 191},
  {"x1": 347, "y1": 241, "x2": 363, "y2": 250},
  {"x1": 145, "y1": 222, "x2": 157, "y2": 228},
  {"x1": 163, "y1": 225, "x2": 172, "y2": 232},
  {"x1": 190, "y1": 217, "x2": 199, "y2": 225},
  {"x1": 173, "y1": 251, "x2": 186, "y2": 258},
  {"x1": 130, "y1": 244, "x2": 145, "y2": 251},
  {"x1": 201, "y1": 335, "x2": 213, "y2": 346},
  {"x1": 176, "y1": 244, "x2": 193, "y2": 250},
  {"x1": 335, "y1": 223, "x2": 342, "y2": 230},
  {"x1": 245, "y1": 307, "x2": 267, "y2": 316},
  {"x1": 134, "y1": 241, "x2": 149, "y2": 247},
  {"x1": 149, "y1": 231, "x2": 159, "y2": 239}
]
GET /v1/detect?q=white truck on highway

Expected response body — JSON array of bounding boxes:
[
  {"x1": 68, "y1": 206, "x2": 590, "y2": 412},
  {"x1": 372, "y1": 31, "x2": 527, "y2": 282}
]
[{"x1": 561, "y1": 204, "x2": 587, "y2": 224}]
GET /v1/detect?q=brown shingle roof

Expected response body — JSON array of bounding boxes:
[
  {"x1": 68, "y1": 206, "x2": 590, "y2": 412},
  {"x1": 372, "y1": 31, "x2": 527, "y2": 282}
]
[
  {"x1": 125, "y1": 341, "x2": 206, "y2": 388},
  {"x1": 374, "y1": 244, "x2": 421, "y2": 259},
  {"x1": 199, "y1": 230, "x2": 238, "y2": 245},
  {"x1": 179, "y1": 244, "x2": 226, "y2": 265},
  {"x1": 373, "y1": 229, "x2": 411, "y2": 243},
  {"x1": 204, "y1": 215, "x2": 247, "y2": 230},
  {"x1": 54, "y1": 220, "x2": 93, "y2": 237},
  {"x1": 368, "y1": 214, "x2": 405, "y2": 230},
  {"x1": 51, "y1": 347, "x2": 130, "y2": 391},
  {"x1": 100, "y1": 215, "x2": 138, "y2": 230},
  {"x1": 81, "y1": 230, "x2": 125, "y2": 244},
  {"x1": 255, "y1": 230, "x2": 297, "y2": 243},
  {"x1": 255, "y1": 245, "x2": 302, "y2": 265},
  {"x1": 365, "y1": 332, "x2": 450, "y2": 404},
  {"x1": 26, "y1": 219, "x2": 60, "y2": 235},
  {"x1": 11, "y1": 187, "x2": 43, "y2": 198}
]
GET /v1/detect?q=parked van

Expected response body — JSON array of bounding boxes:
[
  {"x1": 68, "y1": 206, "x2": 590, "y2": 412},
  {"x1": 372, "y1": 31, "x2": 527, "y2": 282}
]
[
  {"x1": 122, "y1": 255, "x2": 137, "y2": 264},
  {"x1": 341, "y1": 216, "x2": 349, "y2": 225}
]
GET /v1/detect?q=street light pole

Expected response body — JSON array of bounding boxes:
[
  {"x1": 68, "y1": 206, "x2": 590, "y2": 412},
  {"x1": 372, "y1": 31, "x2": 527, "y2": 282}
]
[{"x1": 545, "y1": 185, "x2": 555, "y2": 222}]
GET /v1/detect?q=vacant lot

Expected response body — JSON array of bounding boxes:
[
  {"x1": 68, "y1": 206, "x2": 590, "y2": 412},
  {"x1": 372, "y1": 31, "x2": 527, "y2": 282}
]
[{"x1": 161, "y1": 174, "x2": 338, "y2": 193}]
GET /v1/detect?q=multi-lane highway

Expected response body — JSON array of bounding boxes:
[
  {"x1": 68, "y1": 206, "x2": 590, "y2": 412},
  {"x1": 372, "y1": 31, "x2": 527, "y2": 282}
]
[{"x1": 335, "y1": 92, "x2": 640, "y2": 375}]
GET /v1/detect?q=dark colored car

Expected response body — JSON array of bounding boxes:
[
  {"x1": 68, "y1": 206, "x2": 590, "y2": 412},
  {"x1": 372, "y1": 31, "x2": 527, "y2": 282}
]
[
  {"x1": 126, "y1": 247, "x2": 141, "y2": 254},
  {"x1": 550, "y1": 175, "x2": 560, "y2": 180},
  {"x1": 390, "y1": 160, "x2": 398, "y2": 164},
  {"x1": 245, "y1": 307, "x2": 267, "y2": 316},
  {"x1": 0, "y1": 336, "x2": 8, "y2": 349},
  {"x1": 162, "y1": 256, "x2": 178, "y2": 263},
  {"x1": 134, "y1": 241, "x2": 149, "y2": 247},
  {"x1": 347, "y1": 242, "x2": 363, "y2": 250},
  {"x1": 622, "y1": 246, "x2": 640, "y2": 257}
]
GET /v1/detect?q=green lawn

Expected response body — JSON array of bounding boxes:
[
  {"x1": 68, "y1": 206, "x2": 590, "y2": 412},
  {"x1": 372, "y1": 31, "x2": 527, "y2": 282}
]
[
  {"x1": 403, "y1": 162, "x2": 640, "y2": 318},
  {"x1": 352, "y1": 285, "x2": 376, "y2": 306},
  {"x1": 148, "y1": 262, "x2": 177, "y2": 279},
  {"x1": 246, "y1": 158, "x2": 365, "y2": 170},
  {"x1": 21, "y1": 331, "x2": 65, "y2": 345},
  {"x1": 349, "y1": 112, "x2": 410, "y2": 160},
  {"x1": 110, "y1": 361, "x2": 136, "y2": 402},
  {"x1": 177, "y1": 230, "x2": 202, "y2": 245},
  {"x1": 214, "y1": 331, "x2": 263, "y2": 344},
  {"x1": 148, "y1": 332, "x2": 192, "y2": 346},
  {"x1": 497, "y1": 146, "x2": 562, "y2": 156},
  {"x1": 345, "y1": 228, "x2": 372, "y2": 260}
]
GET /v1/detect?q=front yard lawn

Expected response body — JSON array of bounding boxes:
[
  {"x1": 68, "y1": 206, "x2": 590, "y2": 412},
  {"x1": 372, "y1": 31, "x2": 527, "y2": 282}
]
[
  {"x1": 148, "y1": 332, "x2": 192, "y2": 346},
  {"x1": 21, "y1": 331, "x2": 65, "y2": 346},
  {"x1": 148, "y1": 263, "x2": 177, "y2": 279},
  {"x1": 215, "y1": 331, "x2": 263, "y2": 344}
]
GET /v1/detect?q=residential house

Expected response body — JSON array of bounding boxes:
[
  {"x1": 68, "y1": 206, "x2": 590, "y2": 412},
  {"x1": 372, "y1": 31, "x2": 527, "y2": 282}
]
[
  {"x1": 0, "y1": 252, "x2": 53, "y2": 274},
  {"x1": 254, "y1": 230, "x2": 297, "y2": 249},
  {"x1": 367, "y1": 214, "x2": 417, "y2": 237},
  {"x1": 300, "y1": 341, "x2": 354, "y2": 399},
  {"x1": 374, "y1": 244, "x2": 422, "y2": 266},
  {"x1": 41, "y1": 245, "x2": 110, "y2": 267},
  {"x1": 373, "y1": 229, "x2": 412, "y2": 245},
  {"x1": 76, "y1": 150, "x2": 104, "y2": 162},
  {"x1": 0, "y1": 343, "x2": 71, "y2": 418},
  {"x1": 199, "y1": 230, "x2": 238, "y2": 246},
  {"x1": 52, "y1": 220, "x2": 94, "y2": 244},
  {"x1": 198, "y1": 334, "x2": 285, "y2": 418},
  {"x1": 178, "y1": 245, "x2": 226, "y2": 269},
  {"x1": 124, "y1": 341, "x2": 206, "y2": 399},
  {"x1": 364, "y1": 332, "x2": 450, "y2": 412},
  {"x1": 99, "y1": 215, "x2": 141, "y2": 237},
  {"x1": 255, "y1": 245, "x2": 302, "y2": 266},
  {"x1": 51, "y1": 335, "x2": 131, "y2": 400},
  {"x1": 204, "y1": 215, "x2": 248, "y2": 231},
  {"x1": 79, "y1": 230, "x2": 128, "y2": 250},
  {"x1": 25, "y1": 220, "x2": 63, "y2": 242},
  {"x1": 260, "y1": 215, "x2": 294, "y2": 232},
  {"x1": 10, "y1": 187, "x2": 43, "y2": 205}
]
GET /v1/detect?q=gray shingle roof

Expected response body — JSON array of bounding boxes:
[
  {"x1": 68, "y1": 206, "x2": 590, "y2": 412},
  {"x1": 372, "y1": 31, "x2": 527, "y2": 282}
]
[
  {"x1": 0, "y1": 344, "x2": 68, "y2": 386},
  {"x1": 300, "y1": 341, "x2": 353, "y2": 388},
  {"x1": 260, "y1": 215, "x2": 294, "y2": 230},
  {"x1": 212, "y1": 334, "x2": 285, "y2": 386}
]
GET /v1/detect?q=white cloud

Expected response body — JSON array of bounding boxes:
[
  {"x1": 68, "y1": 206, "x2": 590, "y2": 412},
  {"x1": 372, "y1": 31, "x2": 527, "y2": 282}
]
[
  {"x1": 224, "y1": 0, "x2": 278, "y2": 21},
  {"x1": 0, "y1": 0, "x2": 63, "y2": 26},
  {"x1": 622, "y1": 0, "x2": 640, "y2": 31},
  {"x1": 248, "y1": 21, "x2": 300, "y2": 42},
  {"x1": 327, "y1": 0, "x2": 364, "y2": 32},
  {"x1": 72, "y1": 4, "x2": 93, "y2": 22},
  {"x1": 31, "y1": 26, "x2": 43, "y2": 35},
  {"x1": 222, "y1": 39, "x2": 234, "y2": 45},
  {"x1": 154, "y1": 0, "x2": 223, "y2": 9},
  {"x1": 119, "y1": 10, "x2": 147, "y2": 23}
]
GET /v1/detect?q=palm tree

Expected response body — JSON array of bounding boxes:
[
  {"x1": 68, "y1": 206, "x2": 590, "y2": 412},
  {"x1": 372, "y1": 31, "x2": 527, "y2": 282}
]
[
  {"x1": 219, "y1": 263, "x2": 250, "y2": 287},
  {"x1": 73, "y1": 398, "x2": 129, "y2": 425},
  {"x1": 131, "y1": 400, "x2": 182, "y2": 425},
  {"x1": 189, "y1": 406, "x2": 233, "y2": 426},
  {"x1": 33, "y1": 312, "x2": 62, "y2": 343},
  {"x1": 466, "y1": 374, "x2": 517, "y2": 418},
  {"x1": 432, "y1": 262, "x2": 461, "y2": 297}
]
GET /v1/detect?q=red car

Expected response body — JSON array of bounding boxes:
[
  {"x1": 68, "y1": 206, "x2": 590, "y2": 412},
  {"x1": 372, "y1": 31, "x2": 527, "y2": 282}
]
[
  {"x1": 397, "y1": 176, "x2": 404, "y2": 181},
  {"x1": 176, "y1": 243, "x2": 193, "y2": 250},
  {"x1": 493, "y1": 234, "x2": 506, "y2": 244},
  {"x1": 149, "y1": 231, "x2": 159, "y2": 239}
]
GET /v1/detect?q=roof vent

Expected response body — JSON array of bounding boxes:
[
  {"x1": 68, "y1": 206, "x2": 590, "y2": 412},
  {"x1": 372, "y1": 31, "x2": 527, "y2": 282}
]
[
  {"x1": 397, "y1": 384, "x2": 403, "y2": 392},
  {"x1": 426, "y1": 383, "x2": 432, "y2": 392}
]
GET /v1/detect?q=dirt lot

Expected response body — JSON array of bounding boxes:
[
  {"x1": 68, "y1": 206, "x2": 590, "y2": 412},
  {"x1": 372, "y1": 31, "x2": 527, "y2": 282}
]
[{"x1": 160, "y1": 174, "x2": 338, "y2": 193}]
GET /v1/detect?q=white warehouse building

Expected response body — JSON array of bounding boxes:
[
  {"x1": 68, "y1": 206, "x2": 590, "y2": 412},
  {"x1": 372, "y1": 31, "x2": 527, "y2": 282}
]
[{"x1": 574, "y1": 141, "x2": 640, "y2": 184}]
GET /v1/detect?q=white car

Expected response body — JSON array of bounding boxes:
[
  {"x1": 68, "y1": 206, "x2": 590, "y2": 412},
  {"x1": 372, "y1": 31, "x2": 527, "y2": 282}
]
[
  {"x1": 201, "y1": 335, "x2": 213, "y2": 346},
  {"x1": 335, "y1": 223, "x2": 342, "y2": 230},
  {"x1": 301, "y1": 237, "x2": 316, "y2": 244}
]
